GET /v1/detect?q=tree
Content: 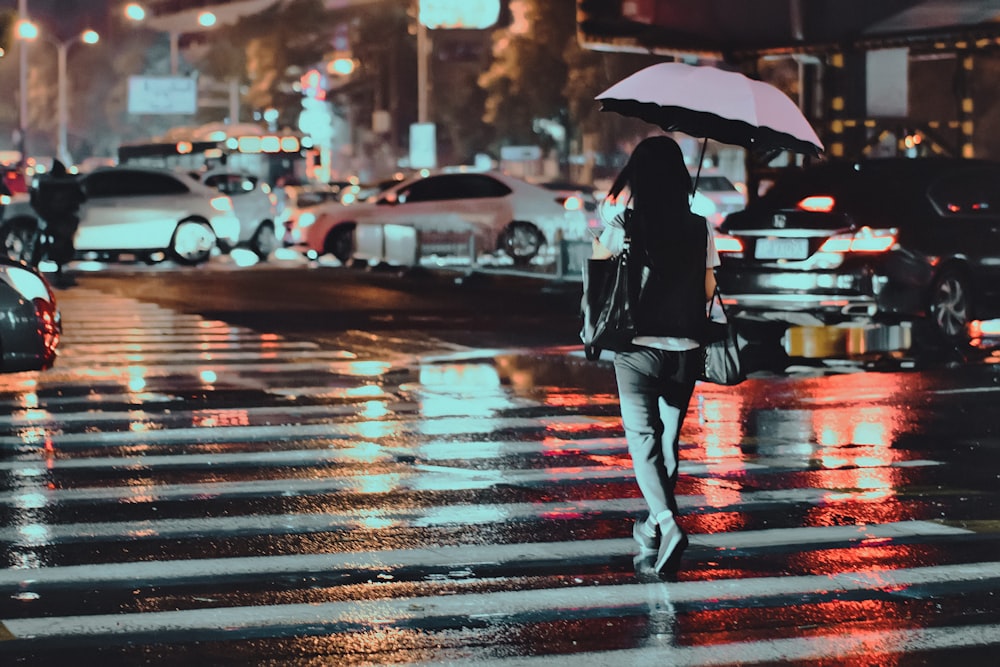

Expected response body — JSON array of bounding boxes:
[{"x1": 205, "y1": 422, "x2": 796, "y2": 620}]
[
  {"x1": 478, "y1": 0, "x2": 662, "y2": 178},
  {"x1": 479, "y1": 0, "x2": 574, "y2": 155},
  {"x1": 197, "y1": 0, "x2": 344, "y2": 127}
]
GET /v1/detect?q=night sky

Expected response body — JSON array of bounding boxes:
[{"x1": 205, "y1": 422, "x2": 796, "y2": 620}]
[{"x1": 7, "y1": 0, "x2": 111, "y2": 40}]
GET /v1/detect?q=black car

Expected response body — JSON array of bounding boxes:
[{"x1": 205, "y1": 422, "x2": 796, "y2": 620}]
[
  {"x1": 715, "y1": 158, "x2": 1000, "y2": 342},
  {"x1": 0, "y1": 257, "x2": 60, "y2": 372}
]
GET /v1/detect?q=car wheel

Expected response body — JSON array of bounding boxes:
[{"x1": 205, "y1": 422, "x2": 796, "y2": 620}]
[
  {"x1": 928, "y1": 269, "x2": 971, "y2": 340},
  {"x1": 323, "y1": 225, "x2": 355, "y2": 264},
  {"x1": 169, "y1": 219, "x2": 216, "y2": 265},
  {"x1": 0, "y1": 216, "x2": 42, "y2": 266},
  {"x1": 501, "y1": 221, "x2": 544, "y2": 265},
  {"x1": 251, "y1": 222, "x2": 279, "y2": 259}
]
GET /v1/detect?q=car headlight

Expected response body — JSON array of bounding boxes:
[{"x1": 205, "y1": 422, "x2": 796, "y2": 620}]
[{"x1": 210, "y1": 195, "x2": 234, "y2": 213}]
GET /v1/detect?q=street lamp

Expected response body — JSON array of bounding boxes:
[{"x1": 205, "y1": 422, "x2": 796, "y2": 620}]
[
  {"x1": 18, "y1": 21, "x2": 100, "y2": 166},
  {"x1": 125, "y1": 2, "x2": 217, "y2": 75}
]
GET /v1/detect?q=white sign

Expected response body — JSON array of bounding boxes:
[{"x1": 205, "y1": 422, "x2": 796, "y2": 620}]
[
  {"x1": 128, "y1": 76, "x2": 197, "y2": 115},
  {"x1": 410, "y1": 123, "x2": 437, "y2": 169},
  {"x1": 500, "y1": 145, "x2": 542, "y2": 161},
  {"x1": 419, "y1": 0, "x2": 500, "y2": 29},
  {"x1": 866, "y1": 48, "x2": 909, "y2": 118}
]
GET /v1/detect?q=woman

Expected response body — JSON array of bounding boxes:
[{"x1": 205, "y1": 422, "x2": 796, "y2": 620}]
[{"x1": 592, "y1": 135, "x2": 719, "y2": 576}]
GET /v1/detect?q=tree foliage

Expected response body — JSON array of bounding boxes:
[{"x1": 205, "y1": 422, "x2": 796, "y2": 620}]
[
  {"x1": 477, "y1": 0, "x2": 662, "y2": 174},
  {"x1": 198, "y1": 0, "x2": 340, "y2": 124}
]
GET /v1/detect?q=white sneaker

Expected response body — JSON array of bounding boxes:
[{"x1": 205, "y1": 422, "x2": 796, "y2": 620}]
[
  {"x1": 654, "y1": 517, "x2": 688, "y2": 575},
  {"x1": 632, "y1": 518, "x2": 658, "y2": 554}
]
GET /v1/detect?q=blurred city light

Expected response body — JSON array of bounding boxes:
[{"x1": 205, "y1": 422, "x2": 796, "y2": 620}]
[
  {"x1": 419, "y1": 0, "x2": 501, "y2": 29},
  {"x1": 124, "y1": 3, "x2": 146, "y2": 21}
]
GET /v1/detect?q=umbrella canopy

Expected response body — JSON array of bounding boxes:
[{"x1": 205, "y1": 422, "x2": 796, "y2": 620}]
[{"x1": 596, "y1": 62, "x2": 824, "y2": 156}]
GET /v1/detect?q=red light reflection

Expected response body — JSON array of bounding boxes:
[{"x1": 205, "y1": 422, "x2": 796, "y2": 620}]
[{"x1": 191, "y1": 409, "x2": 250, "y2": 428}]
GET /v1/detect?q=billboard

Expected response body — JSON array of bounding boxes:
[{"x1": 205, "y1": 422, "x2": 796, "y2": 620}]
[{"x1": 128, "y1": 76, "x2": 198, "y2": 115}]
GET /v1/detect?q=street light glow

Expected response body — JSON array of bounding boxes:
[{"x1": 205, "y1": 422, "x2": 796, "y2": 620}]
[
  {"x1": 198, "y1": 12, "x2": 217, "y2": 27},
  {"x1": 82, "y1": 30, "x2": 99, "y2": 45},
  {"x1": 124, "y1": 3, "x2": 146, "y2": 21},
  {"x1": 16, "y1": 20, "x2": 39, "y2": 41}
]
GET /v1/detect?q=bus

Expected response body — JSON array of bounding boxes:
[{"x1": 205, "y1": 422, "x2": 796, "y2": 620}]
[{"x1": 116, "y1": 123, "x2": 315, "y2": 187}]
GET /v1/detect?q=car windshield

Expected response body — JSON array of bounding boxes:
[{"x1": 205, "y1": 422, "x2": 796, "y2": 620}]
[{"x1": 696, "y1": 175, "x2": 737, "y2": 192}]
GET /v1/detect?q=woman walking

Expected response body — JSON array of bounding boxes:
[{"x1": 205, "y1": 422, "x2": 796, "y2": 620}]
[{"x1": 591, "y1": 136, "x2": 720, "y2": 577}]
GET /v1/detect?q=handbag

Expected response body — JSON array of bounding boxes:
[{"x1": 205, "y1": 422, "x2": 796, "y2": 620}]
[
  {"x1": 580, "y1": 227, "x2": 638, "y2": 360},
  {"x1": 700, "y1": 287, "x2": 746, "y2": 385}
]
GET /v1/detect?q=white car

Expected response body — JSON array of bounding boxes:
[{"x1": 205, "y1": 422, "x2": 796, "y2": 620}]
[
  {"x1": 300, "y1": 171, "x2": 593, "y2": 265},
  {"x1": 691, "y1": 172, "x2": 747, "y2": 227},
  {"x1": 192, "y1": 169, "x2": 280, "y2": 258},
  {"x1": 0, "y1": 166, "x2": 240, "y2": 266}
]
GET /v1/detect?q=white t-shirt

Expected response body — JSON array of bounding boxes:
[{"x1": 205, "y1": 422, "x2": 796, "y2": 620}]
[{"x1": 598, "y1": 212, "x2": 720, "y2": 352}]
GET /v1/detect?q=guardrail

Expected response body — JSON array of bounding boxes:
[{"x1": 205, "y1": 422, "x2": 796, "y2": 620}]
[{"x1": 353, "y1": 223, "x2": 592, "y2": 282}]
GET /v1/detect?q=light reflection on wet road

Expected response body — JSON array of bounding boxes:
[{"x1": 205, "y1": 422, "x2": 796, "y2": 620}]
[{"x1": 0, "y1": 286, "x2": 998, "y2": 665}]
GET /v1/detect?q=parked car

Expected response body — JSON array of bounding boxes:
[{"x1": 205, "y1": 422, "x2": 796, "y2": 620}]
[
  {"x1": 692, "y1": 171, "x2": 747, "y2": 227},
  {"x1": 190, "y1": 169, "x2": 279, "y2": 258},
  {"x1": 275, "y1": 183, "x2": 344, "y2": 247},
  {"x1": 1, "y1": 164, "x2": 27, "y2": 195},
  {"x1": 715, "y1": 157, "x2": 1000, "y2": 343},
  {"x1": 0, "y1": 257, "x2": 59, "y2": 372},
  {"x1": 300, "y1": 171, "x2": 593, "y2": 265},
  {"x1": 337, "y1": 177, "x2": 407, "y2": 206},
  {"x1": 0, "y1": 165, "x2": 240, "y2": 266}
]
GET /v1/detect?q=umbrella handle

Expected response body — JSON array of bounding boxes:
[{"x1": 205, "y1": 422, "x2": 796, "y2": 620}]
[{"x1": 691, "y1": 137, "x2": 708, "y2": 197}]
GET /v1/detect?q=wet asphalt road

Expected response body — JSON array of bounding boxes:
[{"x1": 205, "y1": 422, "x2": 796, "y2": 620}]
[{"x1": 0, "y1": 262, "x2": 999, "y2": 665}]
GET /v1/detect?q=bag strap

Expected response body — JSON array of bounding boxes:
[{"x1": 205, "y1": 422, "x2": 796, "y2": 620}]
[
  {"x1": 621, "y1": 209, "x2": 631, "y2": 254},
  {"x1": 708, "y1": 284, "x2": 729, "y2": 319}
]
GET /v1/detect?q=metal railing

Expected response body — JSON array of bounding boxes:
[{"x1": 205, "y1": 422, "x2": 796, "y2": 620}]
[{"x1": 354, "y1": 223, "x2": 592, "y2": 282}]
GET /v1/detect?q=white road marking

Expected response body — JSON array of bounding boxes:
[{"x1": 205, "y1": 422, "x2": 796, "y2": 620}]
[
  {"x1": 2, "y1": 561, "x2": 997, "y2": 641},
  {"x1": 0, "y1": 521, "x2": 970, "y2": 586},
  {"x1": 464, "y1": 624, "x2": 1000, "y2": 666}
]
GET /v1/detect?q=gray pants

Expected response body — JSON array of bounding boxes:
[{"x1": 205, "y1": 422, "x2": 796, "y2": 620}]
[{"x1": 614, "y1": 347, "x2": 698, "y2": 525}]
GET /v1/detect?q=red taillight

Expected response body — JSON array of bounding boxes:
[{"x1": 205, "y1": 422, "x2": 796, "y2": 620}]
[
  {"x1": 714, "y1": 233, "x2": 744, "y2": 253},
  {"x1": 797, "y1": 195, "x2": 835, "y2": 212},
  {"x1": 818, "y1": 226, "x2": 897, "y2": 253},
  {"x1": 33, "y1": 297, "x2": 60, "y2": 366}
]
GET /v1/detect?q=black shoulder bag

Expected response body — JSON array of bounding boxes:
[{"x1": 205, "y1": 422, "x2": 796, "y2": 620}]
[
  {"x1": 700, "y1": 286, "x2": 746, "y2": 385},
  {"x1": 580, "y1": 213, "x2": 638, "y2": 360}
]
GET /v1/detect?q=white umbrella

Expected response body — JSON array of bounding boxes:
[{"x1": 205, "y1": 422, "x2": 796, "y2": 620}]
[{"x1": 597, "y1": 62, "x2": 823, "y2": 156}]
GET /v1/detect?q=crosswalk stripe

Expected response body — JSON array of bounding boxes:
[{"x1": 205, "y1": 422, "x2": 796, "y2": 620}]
[
  {"x1": 2, "y1": 561, "x2": 997, "y2": 641},
  {"x1": 0, "y1": 439, "x2": 944, "y2": 470},
  {"x1": 467, "y1": 625, "x2": 1000, "y2": 666},
  {"x1": 0, "y1": 415, "x2": 604, "y2": 447},
  {"x1": 0, "y1": 521, "x2": 971, "y2": 586},
  {"x1": 49, "y1": 350, "x2": 359, "y2": 365},
  {"x1": 0, "y1": 487, "x2": 968, "y2": 543},
  {"x1": 0, "y1": 455, "x2": 947, "y2": 506}
]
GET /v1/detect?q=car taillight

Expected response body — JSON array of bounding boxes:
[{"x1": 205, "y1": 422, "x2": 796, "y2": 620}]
[
  {"x1": 33, "y1": 297, "x2": 60, "y2": 365},
  {"x1": 797, "y1": 195, "x2": 835, "y2": 212},
  {"x1": 210, "y1": 195, "x2": 234, "y2": 212},
  {"x1": 714, "y1": 233, "x2": 744, "y2": 253},
  {"x1": 818, "y1": 226, "x2": 897, "y2": 253}
]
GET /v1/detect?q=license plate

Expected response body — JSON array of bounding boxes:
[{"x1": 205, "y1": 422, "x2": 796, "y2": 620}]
[{"x1": 755, "y1": 237, "x2": 809, "y2": 260}]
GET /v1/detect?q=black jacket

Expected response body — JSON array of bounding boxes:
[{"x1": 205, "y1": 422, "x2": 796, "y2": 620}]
[{"x1": 629, "y1": 210, "x2": 708, "y2": 341}]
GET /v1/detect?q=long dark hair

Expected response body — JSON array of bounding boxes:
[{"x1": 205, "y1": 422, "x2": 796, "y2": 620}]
[{"x1": 608, "y1": 135, "x2": 693, "y2": 260}]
